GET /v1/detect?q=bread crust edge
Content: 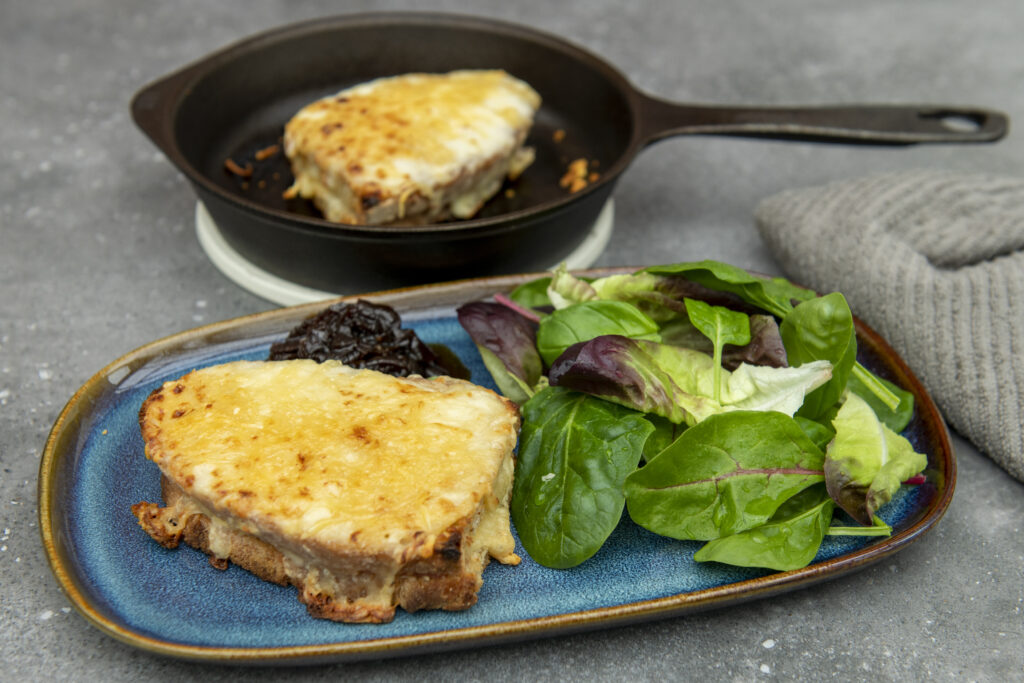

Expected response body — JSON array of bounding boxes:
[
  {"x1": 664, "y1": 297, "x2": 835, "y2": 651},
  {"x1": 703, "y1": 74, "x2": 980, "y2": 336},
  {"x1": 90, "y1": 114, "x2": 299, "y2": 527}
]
[{"x1": 131, "y1": 476, "x2": 490, "y2": 624}]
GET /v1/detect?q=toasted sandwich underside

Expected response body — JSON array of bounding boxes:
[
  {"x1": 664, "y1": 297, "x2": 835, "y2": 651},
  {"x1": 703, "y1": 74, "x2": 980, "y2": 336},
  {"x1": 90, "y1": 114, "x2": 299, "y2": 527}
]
[
  {"x1": 132, "y1": 359, "x2": 520, "y2": 623},
  {"x1": 134, "y1": 475, "x2": 505, "y2": 622}
]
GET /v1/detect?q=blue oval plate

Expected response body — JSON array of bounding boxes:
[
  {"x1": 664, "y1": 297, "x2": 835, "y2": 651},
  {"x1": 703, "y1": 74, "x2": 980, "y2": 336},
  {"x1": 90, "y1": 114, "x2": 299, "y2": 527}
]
[{"x1": 39, "y1": 270, "x2": 955, "y2": 664}]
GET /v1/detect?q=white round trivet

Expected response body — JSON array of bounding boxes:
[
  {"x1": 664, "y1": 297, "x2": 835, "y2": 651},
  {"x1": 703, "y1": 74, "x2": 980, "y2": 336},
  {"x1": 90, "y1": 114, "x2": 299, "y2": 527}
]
[{"x1": 195, "y1": 199, "x2": 615, "y2": 307}]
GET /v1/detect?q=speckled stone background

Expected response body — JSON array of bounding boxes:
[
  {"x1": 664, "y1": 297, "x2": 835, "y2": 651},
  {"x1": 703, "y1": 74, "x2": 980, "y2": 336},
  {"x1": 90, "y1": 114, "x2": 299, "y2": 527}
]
[{"x1": 2, "y1": 1, "x2": 1023, "y2": 680}]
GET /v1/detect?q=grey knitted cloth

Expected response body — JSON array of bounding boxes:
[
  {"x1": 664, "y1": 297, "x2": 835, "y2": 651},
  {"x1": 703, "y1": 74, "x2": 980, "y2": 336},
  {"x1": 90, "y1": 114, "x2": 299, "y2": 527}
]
[{"x1": 755, "y1": 170, "x2": 1024, "y2": 482}]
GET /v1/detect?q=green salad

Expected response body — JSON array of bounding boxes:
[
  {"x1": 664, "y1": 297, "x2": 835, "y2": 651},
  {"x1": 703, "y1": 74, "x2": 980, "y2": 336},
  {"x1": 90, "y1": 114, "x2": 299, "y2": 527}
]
[{"x1": 457, "y1": 260, "x2": 926, "y2": 572}]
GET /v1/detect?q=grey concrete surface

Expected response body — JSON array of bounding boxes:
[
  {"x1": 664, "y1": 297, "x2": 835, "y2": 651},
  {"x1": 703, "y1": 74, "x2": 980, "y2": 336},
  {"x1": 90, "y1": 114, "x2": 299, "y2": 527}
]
[{"x1": 2, "y1": 1, "x2": 1023, "y2": 680}]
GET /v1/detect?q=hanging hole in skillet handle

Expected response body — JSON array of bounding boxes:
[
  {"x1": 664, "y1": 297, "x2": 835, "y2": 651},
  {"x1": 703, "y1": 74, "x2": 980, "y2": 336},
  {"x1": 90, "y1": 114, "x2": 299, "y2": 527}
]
[
  {"x1": 921, "y1": 109, "x2": 986, "y2": 134},
  {"x1": 909, "y1": 107, "x2": 1010, "y2": 142}
]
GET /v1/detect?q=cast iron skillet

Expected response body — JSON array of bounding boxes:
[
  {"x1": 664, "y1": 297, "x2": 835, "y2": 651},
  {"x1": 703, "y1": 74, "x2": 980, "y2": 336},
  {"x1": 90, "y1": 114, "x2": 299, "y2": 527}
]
[{"x1": 132, "y1": 12, "x2": 1008, "y2": 293}]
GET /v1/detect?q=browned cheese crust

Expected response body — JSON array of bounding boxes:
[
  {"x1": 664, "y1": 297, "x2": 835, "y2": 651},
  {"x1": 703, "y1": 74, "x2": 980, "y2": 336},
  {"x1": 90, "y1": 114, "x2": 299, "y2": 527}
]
[
  {"x1": 282, "y1": 70, "x2": 540, "y2": 226},
  {"x1": 131, "y1": 359, "x2": 520, "y2": 624}
]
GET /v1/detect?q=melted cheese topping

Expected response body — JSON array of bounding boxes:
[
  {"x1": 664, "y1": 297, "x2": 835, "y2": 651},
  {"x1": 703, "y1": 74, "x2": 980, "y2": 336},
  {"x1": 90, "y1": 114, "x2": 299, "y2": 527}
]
[
  {"x1": 140, "y1": 360, "x2": 520, "y2": 563},
  {"x1": 283, "y1": 70, "x2": 540, "y2": 224}
]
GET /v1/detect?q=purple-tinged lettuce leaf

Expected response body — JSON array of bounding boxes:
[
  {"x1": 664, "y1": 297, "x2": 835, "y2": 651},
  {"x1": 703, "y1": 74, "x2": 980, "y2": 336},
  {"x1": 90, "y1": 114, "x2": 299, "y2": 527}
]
[
  {"x1": 590, "y1": 272, "x2": 688, "y2": 321},
  {"x1": 867, "y1": 429, "x2": 927, "y2": 515},
  {"x1": 548, "y1": 335, "x2": 831, "y2": 425},
  {"x1": 456, "y1": 301, "x2": 543, "y2": 404},
  {"x1": 547, "y1": 336, "x2": 717, "y2": 424},
  {"x1": 549, "y1": 265, "x2": 767, "y2": 321},
  {"x1": 725, "y1": 315, "x2": 788, "y2": 369},
  {"x1": 824, "y1": 393, "x2": 927, "y2": 525},
  {"x1": 589, "y1": 271, "x2": 764, "y2": 322}
]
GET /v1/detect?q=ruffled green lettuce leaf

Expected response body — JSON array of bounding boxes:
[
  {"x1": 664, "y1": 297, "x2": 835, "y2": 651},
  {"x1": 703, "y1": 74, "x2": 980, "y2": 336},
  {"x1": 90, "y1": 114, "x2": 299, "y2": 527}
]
[{"x1": 824, "y1": 392, "x2": 927, "y2": 524}]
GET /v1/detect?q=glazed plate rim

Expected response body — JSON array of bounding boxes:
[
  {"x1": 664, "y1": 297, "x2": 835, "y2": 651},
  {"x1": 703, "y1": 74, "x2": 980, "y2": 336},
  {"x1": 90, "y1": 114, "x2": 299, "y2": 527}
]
[{"x1": 38, "y1": 268, "x2": 956, "y2": 665}]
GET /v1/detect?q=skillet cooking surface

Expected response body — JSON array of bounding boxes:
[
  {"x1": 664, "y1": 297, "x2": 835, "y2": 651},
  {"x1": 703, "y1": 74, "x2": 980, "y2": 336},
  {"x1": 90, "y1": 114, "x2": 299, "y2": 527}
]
[
  {"x1": 212, "y1": 97, "x2": 605, "y2": 223},
  {"x1": 174, "y1": 19, "x2": 636, "y2": 227}
]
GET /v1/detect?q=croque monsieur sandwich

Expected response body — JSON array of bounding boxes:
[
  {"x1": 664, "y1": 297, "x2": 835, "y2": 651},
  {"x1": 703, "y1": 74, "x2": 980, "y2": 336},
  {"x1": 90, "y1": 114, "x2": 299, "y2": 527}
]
[
  {"x1": 132, "y1": 359, "x2": 520, "y2": 623},
  {"x1": 282, "y1": 69, "x2": 541, "y2": 225}
]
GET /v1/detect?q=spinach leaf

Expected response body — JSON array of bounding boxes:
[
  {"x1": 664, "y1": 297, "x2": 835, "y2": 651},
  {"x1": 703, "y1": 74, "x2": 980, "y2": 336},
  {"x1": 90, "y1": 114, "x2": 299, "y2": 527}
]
[
  {"x1": 512, "y1": 387, "x2": 654, "y2": 569},
  {"x1": 794, "y1": 415, "x2": 836, "y2": 451},
  {"x1": 683, "y1": 298, "x2": 751, "y2": 402},
  {"x1": 509, "y1": 277, "x2": 553, "y2": 309},
  {"x1": 456, "y1": 301, "x2": 543, "y2": 404},
  {"x1": 625, "y1": 411, "x2": 825, "y2": 540},
  {"x1": 641, "y1": 414, "x2": 686, "y2": 462},
  {"x1": 779, "y1": 292, "x2": 857, "y2": 420},
  {"x1": 644, "y1": 260, "x2": 816, "y2": 318},
  {"x1": 824, "y1": 393, "x2": 928, "y2": 525},
  {"x1": 659, "y1": 314, "x2": 788, "y2": 370},
  {"x1": 693, "y1": 484, "x2": 834, "y2": 571},
  {"x1": 536, "y1": 300, "x2": 661, "y2": 366},
  {"x1": 826, "y1": 515, "x2": 892, "y2": 537},
  {"x1": 549, "y1": 335, "x2": 831, "y2": 425},
  {"x1": 656, "y1": 315, "x2": 712, "y2": 351},
  {"x1": 847, "y1": 367, "x2": 914, "y2": 432}
]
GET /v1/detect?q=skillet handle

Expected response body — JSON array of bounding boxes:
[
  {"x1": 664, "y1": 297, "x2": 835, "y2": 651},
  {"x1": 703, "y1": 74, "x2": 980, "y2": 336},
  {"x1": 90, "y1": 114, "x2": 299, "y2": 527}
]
[{"x1": 634, "y1": 93, "x2": 1009, "y2": 146}]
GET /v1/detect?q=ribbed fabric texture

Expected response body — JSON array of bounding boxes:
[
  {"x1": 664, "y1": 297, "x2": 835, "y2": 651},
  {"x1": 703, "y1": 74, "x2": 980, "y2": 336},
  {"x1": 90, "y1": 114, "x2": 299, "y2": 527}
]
[{"x1": 755, "y1": 170, "x2": 1024, "y2": 482}]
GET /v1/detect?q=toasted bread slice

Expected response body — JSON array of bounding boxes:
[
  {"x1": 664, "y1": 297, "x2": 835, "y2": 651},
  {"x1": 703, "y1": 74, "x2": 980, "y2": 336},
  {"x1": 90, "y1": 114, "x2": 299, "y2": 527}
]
[
  {"x1": 132, "y1": 359, "x2": 520, "y2": 623},
  {"x1": 282, "y1": 70, "x2": 540, "y2": 225}
]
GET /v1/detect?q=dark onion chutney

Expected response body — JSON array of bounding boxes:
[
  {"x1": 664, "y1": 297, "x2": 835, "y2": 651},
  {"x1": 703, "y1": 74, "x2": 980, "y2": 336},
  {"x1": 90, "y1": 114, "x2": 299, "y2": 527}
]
[{"x1": 268, "y1": 299, "x2": 465, "y2": 378}]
